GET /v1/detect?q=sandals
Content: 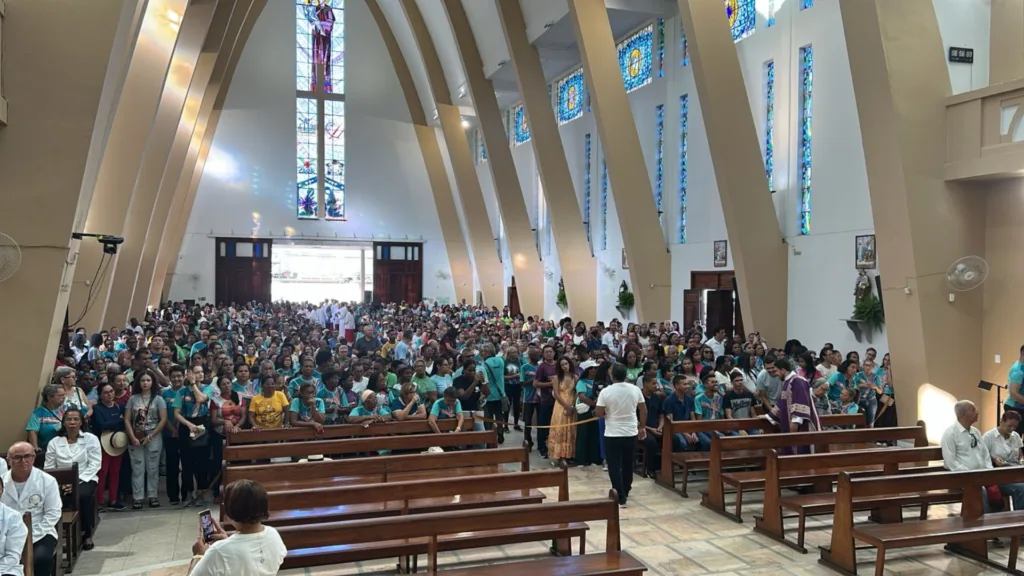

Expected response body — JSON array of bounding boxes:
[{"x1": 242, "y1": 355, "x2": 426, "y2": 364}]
[
  {"x1": 148, "y1": 498, "x2": 160, "y2": 508},
  {"x1": 132, "y1": 500, "x2": 143, "y2": 510}
]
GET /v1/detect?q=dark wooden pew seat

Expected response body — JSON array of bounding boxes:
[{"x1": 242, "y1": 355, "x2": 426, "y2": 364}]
[
  {"x1": 226, "y1": 418, "x2": 471, "y2": 445},
  {"x1": 436, "y1": 550, "x2": 648, "y2": 575},
  {"x1": 223, "y1": 430, "x2": 497, "y2": 463}
]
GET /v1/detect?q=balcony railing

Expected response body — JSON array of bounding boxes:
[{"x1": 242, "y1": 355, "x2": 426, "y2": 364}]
[{"x1": 946, "y1": 78, "x2": 1024, "y2": 181}]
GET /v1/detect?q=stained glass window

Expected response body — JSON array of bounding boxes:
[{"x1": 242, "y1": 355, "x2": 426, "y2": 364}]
[
  {"x1": 556, "y1": 68, "x2": 585, "y2": 125},
  {"x1": 767, "y1": 0, "x2": 776, "y2": 27},
  {"x1": 678, "y1": 95, "x2": 689, "y2": 243},
  {"x1": 764, "y1": 60, "x2": 775, "y2": 193},
  {"x1": 617, "y1": 24, "x2": 654, "y2": 93},
  {"x1": 477, "y1": 128, "x2": 488, "y2": 163},
  {"x1": 798, "y1": 45, "x2": 813, "y2": 235},
  {"x1": 296, "y1": 98, "x2": 318, "y2": 219},
  {"x1": 654, "y1": 104, "x2": 665, "y2": 221},
  {"x1": 296, "y1": 0, "x2": 345, "y2": 220},
  {"x1": 324, "y1": 99, "x2": 345, "y2": 219},
  {"x1": 801, "y1": 0, "x2": 814, "y2": 9},
  {"x1": 513, "y1": 104, "x2": 530, "y2": 145},
  {"x1": 584, "y1": 133, "x2": 592, "y2": 252},
  {"x1": 726, "y1": 0, "x2": 756, "y2": 42},
  {"x1": 679, "y1": 21, "x2": 689, "y2": 67},
  {"x1": 600, "y1": 157, "x2": 609, "y2": 250},
  {"x1": 656, "y1": 18, "x2": 665, "y2": 78}
]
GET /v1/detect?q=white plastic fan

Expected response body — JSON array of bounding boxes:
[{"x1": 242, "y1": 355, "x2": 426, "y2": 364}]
[
  {"x1": 0, "y1": 233, "x2": 22, "y2": 283},
  {"x1": 946, "y1": 255, "x2": 989, "y2": 291}
]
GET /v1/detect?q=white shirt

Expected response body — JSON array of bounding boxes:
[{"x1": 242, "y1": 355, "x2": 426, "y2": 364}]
[
  {"x1": 0, "y1": 469, "x2": 62, "y2": 543},
  {"x1": 189, "y1": 526, "x2": 287, "y2": 576},
  {"x1": 816, "y1": 363, "x2": 838, "y2": 381},
  {"x1": 707, "y1": 337, "x2": 726, "y2": 360},
  {"x1": 597, "y1": 382, "x2": 643, "y2": 437},
  {"x1": 44, "y1": 433, "x2": 102, "y2": 484},
  {"x1": 352, "y1": 378, "x2": 369, "y2": 395},
  {"x1": 940, "y1": 422, "x2": 992, "y2": 472},
  {"x1": 983, "y1": 427, "x2": 1023, "y2": 465},
  {"x1": 0, "y1": 503, "x2": 27, "y2": 576},
  {"x1": 343, "y1": 307, "x2": 355, "y2": 330},
  {"x1": 0, "y1": 460, "x2": 7, "y2": 478}
]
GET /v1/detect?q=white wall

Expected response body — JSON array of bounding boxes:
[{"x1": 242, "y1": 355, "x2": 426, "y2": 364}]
[
  {"x1": 170, "y1": 0, "x2": 455, "y2": 304},
  {"x1": 933, "y1": 0, "x2": 989, "y2": 95}
]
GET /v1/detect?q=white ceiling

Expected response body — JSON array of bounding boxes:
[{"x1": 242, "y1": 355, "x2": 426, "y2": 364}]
[{"x1": 377, "y1": 0, "x2": 675, "y2": 123}]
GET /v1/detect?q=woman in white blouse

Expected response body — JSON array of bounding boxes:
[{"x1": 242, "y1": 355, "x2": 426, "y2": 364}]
[{"x1": 44, "y1": 408, "x2": 101, "y2": 550}]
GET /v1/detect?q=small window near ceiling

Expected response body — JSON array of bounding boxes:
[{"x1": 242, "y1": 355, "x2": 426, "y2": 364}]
[
  {"x1": 219, "y1": 242, "x2": 226, "y2": 257},
  {"x1": 263, "y1": 243, "x2": 270, "y2": 257},
  {"x1": 392, "y1": 246, "x2": 406, "y2": 260},
  {"x1": 376, "y1": 245, "x2": 382, "y2": 259},
  {"x1": 413, "y1": 246, "x2": 419, "y2": 260},
  {"x1": 253, "y1": 243, "x2": 262, "y2": 258},
  {"x1": 236, "y1": 242, "x2": 254, "y2": 258}
]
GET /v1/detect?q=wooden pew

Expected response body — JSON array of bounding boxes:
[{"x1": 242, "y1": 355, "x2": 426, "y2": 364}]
[
  {"x1": 701, "y1": 423, "x2": 928, "y2": 521},
  {"x1": 225, "y1": 419, "x2": 472, "y2": 446},
  {"x1": 820, "y1": 467, "x2": 1024, "y2": 576},
  {"x1": 47, "y1": 465, "x2": 80, "y2": 574},
  {"x1": 436, "y1": 551, "x2": 647, "y2": 575},
  {"x1": 224, "y1": 446, "x2": 529, "y2": 490},
  {"x1": 754, "y1": 446, "x2": 955, "y2": 551},
  {"x1": 276, "y1": 491, "x2": 623, "y2": 571},
  {"x1": 21, "y1": 512, "x2": 33, "y2": 576},
  {"x1": 657, "y1": 414, "x2": 864, "y2": 496},
  {"x1": 222, "y1": 430, "x2": 496, "y2": 463},
  {"x1": 256, "y1": 468, "x2": 568, "y2": 527}
]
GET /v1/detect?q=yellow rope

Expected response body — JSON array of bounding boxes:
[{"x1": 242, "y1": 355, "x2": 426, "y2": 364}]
[{"x1": 471, "y1": 413, "x2": 600, "y2": 429}]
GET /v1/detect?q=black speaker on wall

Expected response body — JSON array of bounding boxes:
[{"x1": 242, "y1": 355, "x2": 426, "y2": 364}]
[{"x1": 874, "y1": 274, "x2": 883, "y2": 310}]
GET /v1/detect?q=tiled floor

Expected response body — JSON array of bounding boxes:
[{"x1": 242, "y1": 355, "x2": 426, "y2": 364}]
[{"x1": 76, "y1": 430, "x2": 1014, "y2": 576}]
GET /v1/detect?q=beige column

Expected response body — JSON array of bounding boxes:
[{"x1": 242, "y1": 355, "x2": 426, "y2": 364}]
[
  {"x1": 566, "y1": 0, "x2": 670, "y2": 322},
  {"x1": 0, "y1": 0, "x2": 141, "y2": 448},
  {"x1": 841, "y1": 0, "x2": 985, "y2": 440},
  {"x1": 495, "y1": 0, "x2": 597, "y2": 323},
  {"x1": 127, "y1": 2, "x2": 236, "y2": 319},
  {"x1": 366, "y1": 0, "x2": 473, "y2": 303},
  {"x1": 401, "y1": 0, "x2": 504, "y2": 306},
  {"x1": 991, "y1": 0, "x2": 1024, "y2": 84},
  {"x1": 150, "y1": 0, "x2": 265, "y2": 306},
  {"x1": 68, "y1": 0, "x2": 190, "y2": 332},
  {"x1": 103, "y1": 0, "x2": 219, "y2": 328},
  {"x1": 676, "y1": 0, "x2": 787, "y2": 345},
  {"x1": 442, "y1": 0, "x2": 543, "y2": 316}
]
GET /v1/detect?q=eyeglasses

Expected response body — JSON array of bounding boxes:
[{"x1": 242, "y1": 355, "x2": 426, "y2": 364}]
[
  {"x1": 9, "y1": 454, "x2": 35, "y2": 463},
  {"x1": 970, "y1": 433, "x2": 979, "y2": 448}
]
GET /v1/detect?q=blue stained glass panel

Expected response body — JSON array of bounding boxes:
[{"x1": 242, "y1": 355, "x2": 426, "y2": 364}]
[
  {"x1": 601, "y1": 157, "x2": 608, "y2": 250},
  {"x1": 479, "y1": 128, "x2": 488, "y2": 162},
  {"x1": 584, "y1": 134, "x2": 592, "y2": 252},
  {"x1": 801, "y1": 0, "x2": 814, "y2": 9},
  {"x1": 324, "y1": 99, "x2": 345, "y2": 219},
  {"x1": 556, "y1": 68, "x2": 585, "y2": 125},
  {"x1": 678, "y1": 95, "x2": 689, "y2": 243},
  {"x1": 513, "y1": 104, "x2": 530, "y2": 145},
  {"x1": 798, "y1": 46, "x2": 813, "y2": 235},
  {"x1": 296, "y1": 98, "x2": 318, "y2": 219},
  {"x1": 764, "y1": 60, "x2": 775, "y2": 193},
  {"x1": 679, "y1": 21, "x2": 689, "y2": 67},
  {"x1": 654, "y1": 104, "x2": 665, "y2": 220},
  {"x1": 767, "y1": 0, "x2": 776, "y2": 27},
  {"x1": 617, "y1": 24, "x2": 654, "y2": 93},
  {"x1": 657, "y1": 18, "x2": 665, "y2": 78},
  {"x1": 296, "y1": 0, "x2": 344, "y2": 93},
  {"x1": 725, "y1": 0, "x2": 756, "y2": 42}
]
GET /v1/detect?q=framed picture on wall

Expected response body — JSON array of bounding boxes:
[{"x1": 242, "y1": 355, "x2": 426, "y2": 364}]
[
  {"x1": 855, "y1": 234, "x2": 876, "y2": 269},
  {"x1": 713, "y1": 240, "x2": 728, "y2": 268},
  {"x1": 622, "y1": 248, "x2": 629, "y2": 270}
]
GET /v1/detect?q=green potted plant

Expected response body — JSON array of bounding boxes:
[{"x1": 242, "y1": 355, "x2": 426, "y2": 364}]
[
  {"x1": 556, "y1": 278, "x2": 568, "y2": 310},
  {"x1": 852, "y1": 294, "x2": 885, "y2": 331},
  {"x1": 616, "y1": 281, "x2": 634, "y2": 316}
]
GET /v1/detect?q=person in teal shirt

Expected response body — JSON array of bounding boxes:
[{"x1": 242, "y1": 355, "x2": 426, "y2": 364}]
[
  {"x1": 693, "y1": 372, "x2": 723, "y2": 421},
  {"x1": 827, "y1": 361, "x2": 858, "y2": 404},
  {"x1": 411, "y1": 359, "x2": 436, "y2": 396},
  {"x1": 428, "y1": 388, "x2": 465, "y2": 436},
  {"x1": 26, "y1": 384, "x2": 66, "y2": 452},
  {"x1": 391, "y1": 383, "x2": 426, "y2": 421},
  {"x1": 347, "y1": 389, "x2": 393, "y2": 423},
  {"x1": 479, "y1": 344, "x2": 506, "y2": 443},
  {"x1": 430, "y1": 358, "x2": 454, "y2": 396},
  {"x1": 289, "y1": 382, "x2": 326, "y2": 427},
  {"x1": 288, "y1": 358, "x2": 320, "y2": 399}
]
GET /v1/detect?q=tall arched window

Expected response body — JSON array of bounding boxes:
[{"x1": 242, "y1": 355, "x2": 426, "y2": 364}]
[{"x1": 296, "y1": 0, "x2": 346, "y2": 220}]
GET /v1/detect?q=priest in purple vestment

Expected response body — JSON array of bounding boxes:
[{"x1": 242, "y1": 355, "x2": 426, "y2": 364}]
[{"x1": 766, "y1": 358, "x2": 821, "y2": 455}]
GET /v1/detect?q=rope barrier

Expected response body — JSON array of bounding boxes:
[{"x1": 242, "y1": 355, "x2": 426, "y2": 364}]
[{"x1": 470, "y1": 413, "x2": 600, "y2": 429}]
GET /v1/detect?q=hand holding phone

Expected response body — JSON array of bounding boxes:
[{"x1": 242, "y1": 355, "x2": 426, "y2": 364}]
[{"x1": 199, "y1": 509, "x2": 218, "y2": 544}]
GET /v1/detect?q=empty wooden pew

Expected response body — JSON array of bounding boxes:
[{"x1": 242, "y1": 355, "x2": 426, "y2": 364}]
[
  {"x1": 256, "y1": 467, "x2": 568, "y2": 527},
  {"x1": 657, "y1": 414, "x2": 863, "y2": 497},
  {"x1": 754, "y1": 446, "x2": 954, "y2": 551},
  {"x1": 224, "y1": 446, "x2": 529, "y2": 490},
  {"x1": 225, "y1": 418, "x2": 471, "y2": 446},
  {"x1": 222, "y1": 429, "x2": 496, "y2": 463},
  {"x1": 701, "y1": 423, "x2": 928, "y2": 521},
  {"x1": 435, "y1": 551, "x2": 647, "y2": 575},
  {"x1": 275, "y1": 491, "x2": 622, "y2": 570},
  {"x1": 820, "y1": 467, "x2": 1024, "y2": 576}
]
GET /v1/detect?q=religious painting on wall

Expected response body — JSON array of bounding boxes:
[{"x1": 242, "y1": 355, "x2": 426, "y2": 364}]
[
  {"x1": 855, "y1": 234, "x2": 876, "y2": 269},
  {"x1": 714, "y1": 240, "x2": 728, "y2": 268}
]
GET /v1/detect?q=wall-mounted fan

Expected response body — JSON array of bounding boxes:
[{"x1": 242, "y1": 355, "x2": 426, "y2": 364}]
[
  {"x1": 0, "y1": 233, "x2": 22, "y2": 283},
  {"x1": 946, "y1": 256, "x2": 989, "y2": 291}
]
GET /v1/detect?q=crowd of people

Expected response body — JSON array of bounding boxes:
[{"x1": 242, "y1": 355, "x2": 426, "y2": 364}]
[{"x1": 2, "y1": 298, "x2": 908, "y2": 574}]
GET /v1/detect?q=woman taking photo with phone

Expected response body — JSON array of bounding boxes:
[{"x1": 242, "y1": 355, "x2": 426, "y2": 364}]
[{"x1": 188, "y1": 480, "x2": 286, "y2": 576}]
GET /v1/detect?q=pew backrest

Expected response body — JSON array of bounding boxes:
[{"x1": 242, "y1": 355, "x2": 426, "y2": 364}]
[
  {"x1": 223, "y1": 430, "x2": 497, "y2": 462},
  {"x1": 712, "y1": 422, "x2": 927, "y2": 456},
  {"x1": 226, "y1": 419, "x2": 472, "y2": 446},
  {"x1": 46, "y1": 464, "x2": 79, "y2": 512},
  {"x1": 770, "y1": 445, "x2": 943, "y2": 474},
  {"x1": 663, "y1": 413, "x2": 862, "y2": 436},
  {"x1": 21, "y1": 512, "x2": 32, "y2": 576}
]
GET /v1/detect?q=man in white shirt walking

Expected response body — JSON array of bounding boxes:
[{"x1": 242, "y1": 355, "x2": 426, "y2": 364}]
[
  {"x1": 1, "y1": 443, "x2": 62, "y2": 576},
  {"x1": 596, "y1": 363, "x2": 646, "y2": 508},
  {"x1": 0, "y1": 477, "x2": 28, "y2": 576},
  {"x1": 941, "y1": 401, "x2": 1024, "y2": 512},
  {"x1": 706, "y1": 326, "x2": 727, "y2": 360}
]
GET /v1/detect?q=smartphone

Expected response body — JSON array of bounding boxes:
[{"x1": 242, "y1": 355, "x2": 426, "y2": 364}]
[{"x1": 198, "y1": 509, "x2": 217, "y2": 543}]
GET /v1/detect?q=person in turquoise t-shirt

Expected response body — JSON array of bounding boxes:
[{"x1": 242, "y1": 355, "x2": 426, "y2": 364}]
[
  {"x1": 289, "y1": 382, "x2": 325, "y2": 431},
  {"x1": 428, "y1": 387, "x2": 465, "y2": 435},
  {"x1": 827, "y1": 360, "x2": 858, "y2": 404},
  {"x1": 519, "y1": 349, "x2": 540, "y2": 448},
  {"x1": 693, "y1": 372, "x2": 723, "y2": 421},
  {"x1": 1006, "y1": 345, "x2": 1024, "y2": 435},
  {"x1": 480, "y1": 344, "x2": 506, "y2": 443},
  {"x1": 348, "y1": 389, "x2": 393, "y2": 424},
  {"x1": 288, "y1": 358, "x2": 320, "y2": 399}
]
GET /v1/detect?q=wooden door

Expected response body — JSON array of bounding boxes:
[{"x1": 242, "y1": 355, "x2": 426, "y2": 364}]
[
  {"x1": 372, "y1": 242, "x2": 423, "y2": 304},
  {"x1": 683, "y1": 290, "x2": 699, "y2": 331},
  {"x1": 705, "y1": 290, "x2": 734, "y2": 336},
  {"x1": 215, "y1": 238, "x2": 272, "y2": 305},
  {"x1": 508, "y1": 278, "x2": 521, "y2": 317}
]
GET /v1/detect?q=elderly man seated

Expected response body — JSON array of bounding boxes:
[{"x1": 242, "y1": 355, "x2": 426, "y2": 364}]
[
  {"x1": 941, "y1": 400, "x2": 1024, "y2": 512},
  {"x1": 1, "y1": 443, "x2": 62, "y2": 576}
]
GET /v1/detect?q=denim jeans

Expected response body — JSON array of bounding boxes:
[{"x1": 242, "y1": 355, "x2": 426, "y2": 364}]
[
  {"x1": 993, "y1": 482, "x2": 1024, "y2": 511},
  {"x1": 672, "y1": 431, "x2": 712, "y2": 451},
  {"x1": 860, "y1": 393, "x2": 878, "y2": 427}
]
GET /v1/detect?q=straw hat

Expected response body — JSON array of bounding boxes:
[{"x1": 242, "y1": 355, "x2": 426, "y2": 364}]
[
  {"x1": 100, "y1": 431, "x2": 129, "y2": 457},
  {"x1": 297, "y1": 455, "x2": 332, "y2": 463}
]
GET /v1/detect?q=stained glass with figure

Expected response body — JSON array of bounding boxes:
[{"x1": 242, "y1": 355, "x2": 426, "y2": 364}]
[
  {"x1": 601, "y1": 157, "x2": 609, "y2": 250},
  {"x1": 654, "y1": 104, "x2": 665, "y2": 221},
  {"x1": 764, "y1": 60, "x2": 775, "y2": 193},
  {"x1": 324, "y1": 99, "x2": 345, "y2": 219},
  {"x1": 296, "y1": 1, "x2": 344, "y2": 93},
  {"x1": 725, "y1": 0, "x2": 755, "y2": 42},
  {"x1": 584, "y1": 134, "x2": 592, "y2": 252},
  {"x1": 679, "y1": 95, "x2": 689, "y2": 243},
  {"x1": 798, "y1": 46, "x2": 813, "y2": 235},
  {"x1": 556, "y1": 68, "x2": 584, "y2": 125},
  {"x1": 296, "y1": 98, "x2": 318, "y2": 219},
  {"x1": 617, "y1": 24, "x2": 654, "y2": 93},
  {"x1": 513, "y1": 104, "x2": 530, "y2": 145}
]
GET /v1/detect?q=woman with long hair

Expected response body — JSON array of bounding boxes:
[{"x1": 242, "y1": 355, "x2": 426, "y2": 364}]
[
  {"x1": 548, "y1": 357, "x2": 578, "y2": 467},
  {"x1": 45, "y1": 408, "x2": 101, "y2": 549},
  {"x1": 623, "y1": 349, "x2": 643, "y2": 383},
  {"x1": 210, "y1": 375, "x2": 246, "y2": 501},
  {"x1": 125, "y1": 370, "x2": 168, "y2": 509},
  {"x1": 873, "y1": 353, "x2": 899, "y2": 429}
]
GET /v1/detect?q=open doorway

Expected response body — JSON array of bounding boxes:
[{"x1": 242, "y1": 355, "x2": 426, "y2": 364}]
[{"x1": 683, "y1": 271, "x2": 745, "y2": 340}]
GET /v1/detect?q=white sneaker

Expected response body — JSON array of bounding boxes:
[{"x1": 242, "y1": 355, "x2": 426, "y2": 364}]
[
  {"x1": 619, "y1": 501, "x2": 628, "y2": 508},
  {"x1": 602, "y1": 464, "x2": 609, "y2": 471}
]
